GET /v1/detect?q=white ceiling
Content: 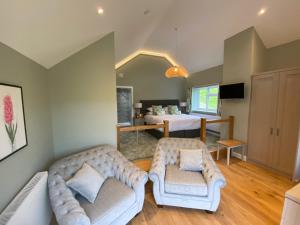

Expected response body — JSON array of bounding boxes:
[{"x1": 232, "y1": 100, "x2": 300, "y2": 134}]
[{"x1": 0, "y1": 0, "x2": 300, "y2": 73}]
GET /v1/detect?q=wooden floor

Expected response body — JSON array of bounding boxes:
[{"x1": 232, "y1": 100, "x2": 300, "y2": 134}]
[{"x1": 131, "y1": 157, "x2": 296, "y2": 225}]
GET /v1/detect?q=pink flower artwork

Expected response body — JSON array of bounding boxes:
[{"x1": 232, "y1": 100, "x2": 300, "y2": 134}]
[
  {"x1": 3, "y1": 95, "x2": 18, "y2": 150},
  {"x1": 4, "y1": 95, "x2": 14, "y2": 124}
]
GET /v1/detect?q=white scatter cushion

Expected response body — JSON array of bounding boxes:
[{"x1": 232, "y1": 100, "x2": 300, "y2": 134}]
[
  {"x1": 180, "y1": 149, "x2": 204, "y2": 171},
  {"x1": 66, "y1": 163, "x2": 105, "y2": 203},
  {"x1": 163, "y1": 107, "x2": 169, "y2": 114},
  {"x1": 147, "y1": 107, "x2": 153, "y2": 112}
]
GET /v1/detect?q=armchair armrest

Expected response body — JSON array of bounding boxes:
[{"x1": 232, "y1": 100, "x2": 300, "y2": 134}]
[
  {"x1": 48, "y1": 174, "x2": 90, "y2": 225},
  {"x1": 110, "y1": 151, "x2": 148, "y2": 211},
  {"x1": 202, "y1": 152, "x2": 226, "y2": 198},
  {"x1": 149, "y1": 147, "x2": 166, "y2": 197}
]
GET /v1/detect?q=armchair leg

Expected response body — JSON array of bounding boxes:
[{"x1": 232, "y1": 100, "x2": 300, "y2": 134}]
[{"x1": 205, "y1": 210, "x2": 214, "y2": 214}]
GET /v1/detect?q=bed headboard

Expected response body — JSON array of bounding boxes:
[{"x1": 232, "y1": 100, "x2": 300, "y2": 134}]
[{"x1": 140, "y1": 99, "x2": 180, "y2": 114}]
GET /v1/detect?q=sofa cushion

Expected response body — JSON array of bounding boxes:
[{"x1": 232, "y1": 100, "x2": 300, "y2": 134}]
[
  {"x1": 180, "y1": 149, "x2": 204, "y2": 171},
  {"x1": 165, "y1": 165, "x2": 208, "y2": 197},
  {"x1": 66, "y1": 163, "x2": 105, "y2": 203},
  {"x1": 77, "y1": 178, "x2": 136, "y2": 225}
]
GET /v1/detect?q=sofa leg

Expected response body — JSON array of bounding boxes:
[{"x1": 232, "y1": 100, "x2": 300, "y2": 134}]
[
  {"x1": 157, "y1": 205, "x2": 164, "y2": 208},
  {"x1": 205, "y1": 210, "x2": 214, "y2": 214}
]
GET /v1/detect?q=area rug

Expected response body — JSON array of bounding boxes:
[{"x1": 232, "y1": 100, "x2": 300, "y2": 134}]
[{"x1": 119, "y1": 131, "x2": 220, "y2": 161}]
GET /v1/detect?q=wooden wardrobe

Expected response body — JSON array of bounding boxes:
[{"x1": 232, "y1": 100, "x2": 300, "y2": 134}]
[{"x1": 248, "y1": 67, "x2": 300, "y2": 180}]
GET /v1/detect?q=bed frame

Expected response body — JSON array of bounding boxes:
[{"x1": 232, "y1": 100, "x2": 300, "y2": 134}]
[{"x1": 140, "y1": 99, "x2": 201, "y2": 139}]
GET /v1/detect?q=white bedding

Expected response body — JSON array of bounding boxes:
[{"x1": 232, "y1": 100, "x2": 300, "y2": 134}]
[{"x1": 144, "y1": 114, "x2": 221, "y2": 132}]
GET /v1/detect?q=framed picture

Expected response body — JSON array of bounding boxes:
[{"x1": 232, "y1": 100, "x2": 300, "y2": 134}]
[{"x1": 0, "y1": 83, "x2": 27, "y2": 161}]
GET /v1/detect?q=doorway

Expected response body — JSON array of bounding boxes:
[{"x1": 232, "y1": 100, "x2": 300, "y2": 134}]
[{"x1": 117, "y1": 86, "x2": 133, "y2": 126}]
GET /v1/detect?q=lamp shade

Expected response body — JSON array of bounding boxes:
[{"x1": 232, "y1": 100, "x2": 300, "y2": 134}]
[
  {"x1": 180, "y1": 102, "x2": 187, "y2": 107},
  {"x1": 134, "y1": 103, "x2": 142, "y2": 109},
  {"x1": 165, "y1": 66, "x2": 189, "y2": 78}
]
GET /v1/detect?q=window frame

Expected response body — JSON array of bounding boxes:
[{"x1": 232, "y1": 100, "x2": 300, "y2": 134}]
[{"x1": 191, "y1": 84, "x2": 219, "y2": 115}]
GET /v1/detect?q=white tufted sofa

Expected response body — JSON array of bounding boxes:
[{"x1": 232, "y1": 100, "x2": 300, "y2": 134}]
[
  {"x1": 149, "y1": 138, "x2": 226, "y2": 212},
  {"x1": 48, "y1": 145, "x2": 148, "y2": 225}
]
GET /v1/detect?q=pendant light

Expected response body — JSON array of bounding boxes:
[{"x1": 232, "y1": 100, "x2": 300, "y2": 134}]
[{"x1": 165, "y1": 27, "x2": 189, "y2": 78}]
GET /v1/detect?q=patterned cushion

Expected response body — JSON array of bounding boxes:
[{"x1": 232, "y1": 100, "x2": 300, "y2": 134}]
[
  {"x1": 165, "y1": 165, "x2": 208, "y2": 197},
  {"x1": 168, "y1": 105, "x2": 180, "y2": 115},
  {"x1": 163, "y1": 107, "x2": 169, "y2": 114},
  {"x1": 152, "y1": 105, "x2": 164, "y2": 115}
]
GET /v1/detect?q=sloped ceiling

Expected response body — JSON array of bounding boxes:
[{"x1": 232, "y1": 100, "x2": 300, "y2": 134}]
[{"x1": 0, "y1": 0, "x2": 300, "y2": 73}]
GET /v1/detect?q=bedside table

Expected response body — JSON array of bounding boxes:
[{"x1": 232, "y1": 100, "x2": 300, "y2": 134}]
[{"x1": 133, "y1": 117, "x2": 144, "y2": 126}]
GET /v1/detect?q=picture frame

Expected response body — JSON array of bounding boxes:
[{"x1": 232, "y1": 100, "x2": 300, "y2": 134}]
[{"x1": 0, "y1": 83, "x2": 28, "y2": 161}]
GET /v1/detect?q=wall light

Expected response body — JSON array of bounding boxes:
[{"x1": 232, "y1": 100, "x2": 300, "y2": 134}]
[{"x1": 115, "y1": 50, "x2": 178, "y2": 69}]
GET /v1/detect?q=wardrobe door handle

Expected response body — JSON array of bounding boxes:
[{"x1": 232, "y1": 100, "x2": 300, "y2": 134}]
[
  {"x1": 276, "y1": 128, "x2": 280, "y2": 136},
  {"x1": 270, "y1": 128, "x2": 273, "y2": 135}
]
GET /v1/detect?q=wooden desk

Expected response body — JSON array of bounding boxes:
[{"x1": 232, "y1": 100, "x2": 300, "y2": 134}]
[{"x1": 217, "y1": 139, "x2": 246, "y2": 165}]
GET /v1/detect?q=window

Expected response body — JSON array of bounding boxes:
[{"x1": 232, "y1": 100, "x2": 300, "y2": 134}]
[{"x1": 191, "y1": 85, "x2": 219, "y2": 114}]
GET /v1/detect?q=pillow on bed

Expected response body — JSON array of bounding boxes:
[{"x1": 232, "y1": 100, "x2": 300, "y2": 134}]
[
  {"x1": 147, "y1": 107, "x2": 153, "y2": 112},
  {"x1": 163, "y1": 107, "x2": 169, "y2": 114},
  {"x1": 152, "y1": 105, "x2": 164, "y2": 115},
  {"x1": 168, "y1": 105, "x2": 181, "y2": 115}
]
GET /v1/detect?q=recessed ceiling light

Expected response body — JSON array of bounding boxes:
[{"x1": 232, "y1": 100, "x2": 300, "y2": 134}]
[
  {"x1": 144, "y1": 9, "x2": 150, "y2": 15},
  {"x1": 97, "y1": 8, "x2": 104, "y2": 15},
  {"x1": 258, "y1": 8, "x2": 266, "y2": 16}
]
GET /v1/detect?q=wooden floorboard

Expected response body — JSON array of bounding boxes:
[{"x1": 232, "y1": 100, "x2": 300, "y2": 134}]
[{"x1": 131, "y1": 157, "x2": 296, "y2": 225}]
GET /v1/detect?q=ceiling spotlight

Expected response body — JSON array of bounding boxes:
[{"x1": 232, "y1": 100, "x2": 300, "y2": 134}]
[
  {"x1": 97, "y1": 8, "x2": 104, "y2": 15},
  {"x1": 144, "y1": 9, "x2": 150, "y2": 15},
  {"x1": 258, "y1": 8, "x2": 266, "y2": 16}
]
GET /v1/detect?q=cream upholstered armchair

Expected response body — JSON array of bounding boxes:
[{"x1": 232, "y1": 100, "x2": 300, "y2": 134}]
[
  {"x1": 48, "y1": 145, "x2": 148, "y2": 225},
  {"x1": 149, "y1": 138, "x2": 226, "y2": 212}
]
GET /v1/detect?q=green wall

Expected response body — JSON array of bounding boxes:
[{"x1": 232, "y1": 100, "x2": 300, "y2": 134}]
[
  {"x1": 266, "y1": 39, "x2": 300, "y2": 70},
  {"x1": 186, "y1": 65, "x2": 223, "y2": 88},
  {"x1": 0, "y1": 43, "x2": 54, "y2": 211},
  {"x1": 48, "y1": 33, "x2": 117, "y2": 158},
  {"x1": 222, "y1": 27, "x2": 266, "y2": 144},
  {"x1": 116, "y1": 55, "x2": 186, "y2": 103}
]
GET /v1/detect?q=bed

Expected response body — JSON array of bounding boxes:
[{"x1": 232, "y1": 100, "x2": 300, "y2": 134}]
[{"x1": 140, "y1": 99, "x2": 220, "y2": 139}]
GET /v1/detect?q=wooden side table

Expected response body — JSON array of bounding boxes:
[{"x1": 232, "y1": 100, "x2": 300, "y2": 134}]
[
  {"x1": 217, "y1": 139, "x2": 246, "y2": 165},
  {"x1": 133, "y1": 117, "x2": 144, "y2": 126}
]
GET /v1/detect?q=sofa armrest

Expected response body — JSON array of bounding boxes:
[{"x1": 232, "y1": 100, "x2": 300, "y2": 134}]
[
  {"x1": 110, "y1": 151, "x2": 148, "y2": 191},
  {"x1": 48, "y1": 174, "x2": 90, "y2": 225},
  {"x1": 149, "y1": 147, "x2": 166, "y2": 195}
]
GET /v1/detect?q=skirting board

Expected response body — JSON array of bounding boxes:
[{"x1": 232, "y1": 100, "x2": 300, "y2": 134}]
[{"x1": 232, "y1": 151, "x2": 247, "y2": 161}]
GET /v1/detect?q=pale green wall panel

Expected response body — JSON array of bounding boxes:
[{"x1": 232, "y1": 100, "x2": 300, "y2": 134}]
[
  {"x1": 116, "y1": 55, "x2": 186, "y2": 103},
  {"x1": 0, "y1": 42, "x2": 54, "y2": 211},
  {"x1": 48, "y1": 33, "x2": 117, "y2": 158},
  {"x1": 222, "y1": 27, "x2": 266, "y2": 144},
  {"x1": 186, "y1": 65, "x2": 223, "y2": 88},
  {"x1": 266, "y1": 39, "x2": 300, "y2": 70}
]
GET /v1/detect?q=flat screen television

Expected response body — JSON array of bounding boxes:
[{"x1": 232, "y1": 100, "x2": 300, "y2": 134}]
[{"x1": 220, "y1": 83, "x2": 244, "y2": 99}]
